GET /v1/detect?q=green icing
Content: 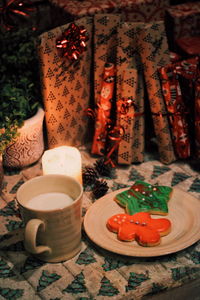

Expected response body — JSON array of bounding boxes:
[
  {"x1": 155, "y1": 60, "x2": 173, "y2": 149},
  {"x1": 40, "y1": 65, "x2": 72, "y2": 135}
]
[{"x1": 115, "y1": 180, "x2": 172, "y2": 215}]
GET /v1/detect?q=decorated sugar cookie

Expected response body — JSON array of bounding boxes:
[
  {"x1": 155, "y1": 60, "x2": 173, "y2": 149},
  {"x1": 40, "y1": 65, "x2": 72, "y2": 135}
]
[
  {"x1": 107, "y1": 212, "x2": 171, "y2": 247},
  {"x1": 115, "y1": 181, "x2": 172, "y2": 215}
]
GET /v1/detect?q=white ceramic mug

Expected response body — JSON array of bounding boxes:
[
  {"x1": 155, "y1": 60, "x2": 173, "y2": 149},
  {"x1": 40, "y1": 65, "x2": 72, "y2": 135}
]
[{"x1": 16, "y1": 174, "x2": 83, "y2": 263}]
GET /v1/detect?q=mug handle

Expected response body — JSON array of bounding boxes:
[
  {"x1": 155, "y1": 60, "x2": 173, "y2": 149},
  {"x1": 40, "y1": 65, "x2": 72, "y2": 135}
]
[{"x1": 24, "y1": 219, "x2": 51, "y2": 254}]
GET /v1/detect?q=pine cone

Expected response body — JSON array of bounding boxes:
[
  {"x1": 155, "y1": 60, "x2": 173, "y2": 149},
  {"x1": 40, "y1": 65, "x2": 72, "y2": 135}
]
[
  {"x1": 94, "y1": 158, "x2": 112, "y2": 177},
  {"x1": 93, "y1": 179, "x2": 109, "y2": 199},
  {"x1": 82, "y1": 166, "x2": 99, "y2": 187}
]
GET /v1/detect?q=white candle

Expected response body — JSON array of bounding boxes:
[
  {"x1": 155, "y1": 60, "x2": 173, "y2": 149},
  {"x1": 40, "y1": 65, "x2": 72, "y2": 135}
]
[
  {"x1": 26, "y1": 192, "x2": 74, "y2": 211},
  {"x1": 42, "y1": 146, "x2": 82, "y2": 184}
]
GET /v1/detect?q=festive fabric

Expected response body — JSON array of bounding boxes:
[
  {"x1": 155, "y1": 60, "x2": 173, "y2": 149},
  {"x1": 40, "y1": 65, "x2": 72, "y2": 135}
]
[
  {"x1": 136, "y1": 21, "x2": 176, "y2": 164},
  {"x1": 91, "y1": 62, "x2": 115, "y2": 156},
  {"x1": 1, "y1": 148, "x2": 200, "y2": 300},
  {"x1": 49, "y1": 0, "x2": 170, "y2": 22},
  {"x1": 166, "y1": 2, "x2": 200, "y2": 51},
  {"x1": 38, "y1": 17, "x2": 93, "y2": 148}
]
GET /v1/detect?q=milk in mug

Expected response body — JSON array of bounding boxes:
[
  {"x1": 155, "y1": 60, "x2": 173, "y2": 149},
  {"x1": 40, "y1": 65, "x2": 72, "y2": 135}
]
[{"x1": 26, "y1": 192, "x2": 74, "y2": 211}]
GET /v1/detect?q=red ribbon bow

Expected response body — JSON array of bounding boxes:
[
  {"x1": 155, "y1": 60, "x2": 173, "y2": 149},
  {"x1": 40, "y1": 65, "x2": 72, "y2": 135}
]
[{"x1": 56, "y1": 23, "x2": 89, "y2": 61}]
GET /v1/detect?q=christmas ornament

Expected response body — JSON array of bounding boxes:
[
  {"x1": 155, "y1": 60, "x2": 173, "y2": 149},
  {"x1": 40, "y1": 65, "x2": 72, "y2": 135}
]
[
  {"x1": 92, "y1": 179, "x2": 109, "y2": 199},
  {"x1": 0, "y1": 0, "x2": 34, "y2": 30},
  {"x1": 56, "y1": 23, "x2": 89, "y2": 61},
  {"x1": 82, "y1": 166, "x2": 99, "y2": 187}
]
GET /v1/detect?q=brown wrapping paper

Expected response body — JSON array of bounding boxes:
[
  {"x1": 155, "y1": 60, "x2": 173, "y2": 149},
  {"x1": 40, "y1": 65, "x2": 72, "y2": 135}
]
[
  {"x1": 116, "y1": 22, "x2": 145, "y2": 164},
  {"x1": 136, "y1": 21, "x2": 176, "y2": 164},
  {"x1": 94, "y1": 14, "x2": 120, "y2": 107},
  {"x1": 117, "y1": 69, "x2": 138, "y2": 164},
  {"x1": 38, "y1": 17, "x2": 93, "y2": 149}
]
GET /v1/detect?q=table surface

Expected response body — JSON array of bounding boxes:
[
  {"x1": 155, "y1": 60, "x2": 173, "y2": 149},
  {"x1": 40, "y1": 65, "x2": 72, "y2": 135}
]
[{"x1": 0, "y1": 146, "x2": 200, "y2": 300}]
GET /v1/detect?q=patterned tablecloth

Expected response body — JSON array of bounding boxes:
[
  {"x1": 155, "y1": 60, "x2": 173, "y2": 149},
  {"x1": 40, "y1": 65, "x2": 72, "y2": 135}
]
[{"x1": 0, "y1": 146, "x2": 200, "y2": 300}]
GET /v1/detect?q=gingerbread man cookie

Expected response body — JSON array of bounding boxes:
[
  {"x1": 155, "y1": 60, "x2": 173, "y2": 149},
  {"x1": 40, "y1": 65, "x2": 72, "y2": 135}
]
[
  {"x1": 115, "y1": 181, "x2": 172, "y2": 215},
  {"x1": 107, "y1": 212, "x2": 171, "y2": 247}
]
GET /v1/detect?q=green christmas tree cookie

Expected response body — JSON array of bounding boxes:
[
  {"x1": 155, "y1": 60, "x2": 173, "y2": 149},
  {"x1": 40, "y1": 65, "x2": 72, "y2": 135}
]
[{"x1": 115, "y1": 180, "x2": 172, "y2": 215}]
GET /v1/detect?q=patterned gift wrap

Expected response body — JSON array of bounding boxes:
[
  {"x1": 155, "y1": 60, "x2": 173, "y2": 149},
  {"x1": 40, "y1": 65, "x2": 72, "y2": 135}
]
[
  {"x1": 159, "y1": 63, "x2": 190, "y2": 159},
  {"x1": 38, "y1": 17, "x2": 93, "y2": 149},
  {"x1": 136, "y1": 21, "x2": 176, "y2": 164},
  {"x1": 116, "y1": 22, "x2": 145, "y2": 165},
  {"x1": 173, "y1": 57, "x2": 200, "y2": 158},
  {"x1": 94, "y1": 14, "x2": 120, "y2": 110},
  {"x1": 195, "y1": 77, "x2": 200, "y2": 158},
  {"x1": 165, "y1": 2, "x2": 200, "y2": 51},
  {"x1": 91, "y1": 63, "x2": 115, "y2": 156},
  {"x1": 49, "y1": 0, "x2": 170, "y2": 22}
]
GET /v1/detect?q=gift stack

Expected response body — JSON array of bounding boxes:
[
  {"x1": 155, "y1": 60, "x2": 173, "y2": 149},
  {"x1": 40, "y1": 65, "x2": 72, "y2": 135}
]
[
  {"x1": 49, "y1": 0, "x2": 170, "y2": 23},
  {"x1": 38, "y1": 1, "x2": 200, "y2": 167},
  {"x1": 38, "y1": 17, "x2": 93, "y2": 149},
  {"x1": 91, "y1": 15, "x2": 177, "y2": 165}
]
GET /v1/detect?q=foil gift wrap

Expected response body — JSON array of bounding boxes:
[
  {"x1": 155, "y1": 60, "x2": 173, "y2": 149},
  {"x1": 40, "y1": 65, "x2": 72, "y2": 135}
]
[
  {"x1": 91, "y1": 63, "x2": 115, "y2": 156},
  {"x1": 159, "y1": 64, "x2": 190, "y2": 159},
  {"x1": 159, "y1": 56, "x2": 200, "y2": 159},
  {"x1": 195, "y1": 78, "x2": 200, "y2": 158},
  {"x1": 174, "y1": 56, "x2": 200, "y2": 158}
]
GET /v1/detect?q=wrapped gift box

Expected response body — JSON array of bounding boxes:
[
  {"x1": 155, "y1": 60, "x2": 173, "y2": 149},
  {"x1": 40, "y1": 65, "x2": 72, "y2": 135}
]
[
  {"x1": 136, "y1": 21, "x2": 176, "y2": 164},
  {"x1": 38, "y1": 17, "x2": 93, "y2": 149},
  {"x1": 49, "y1": 0, "x2": 170, "y2": 22},
  {"x1": 116, "y1": 22, "x2": 145, "y2": 165},
  {"x1": 176, "y1": 36, "x2": 200, "y2": 56},
  {"x1": 165, "y1": 2, "x2": 200, "y2": 51},
  {"x1": 93, "y1": 18, "x2": 175, "y2": 165},
  {"x1": 159, "y1": 56, "x2": 200, "y2": 159}
]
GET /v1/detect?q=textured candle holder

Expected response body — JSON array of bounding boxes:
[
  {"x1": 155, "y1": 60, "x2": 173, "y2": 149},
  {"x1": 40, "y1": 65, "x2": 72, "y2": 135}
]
[{"x1": 3, "y1": 108, "x2": 45, "y2": 169}]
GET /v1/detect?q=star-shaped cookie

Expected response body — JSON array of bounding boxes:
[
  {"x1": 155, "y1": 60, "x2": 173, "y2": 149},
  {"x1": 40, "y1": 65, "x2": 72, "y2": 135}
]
[{"x1": 115, "y1": 180, "x2": 172, "y2": 215}]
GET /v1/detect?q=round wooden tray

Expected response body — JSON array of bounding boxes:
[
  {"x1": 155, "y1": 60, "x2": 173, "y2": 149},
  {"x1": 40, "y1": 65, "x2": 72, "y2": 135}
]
[{"x1": 83, "y1": 188, "x2": 200, "y2": 257}]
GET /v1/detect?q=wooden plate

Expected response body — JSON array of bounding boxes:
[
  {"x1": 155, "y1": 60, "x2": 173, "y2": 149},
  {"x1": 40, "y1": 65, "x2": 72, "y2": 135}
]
[{"x1": 83, "y1": 188, "x2": 200, "y2": 257}]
